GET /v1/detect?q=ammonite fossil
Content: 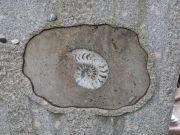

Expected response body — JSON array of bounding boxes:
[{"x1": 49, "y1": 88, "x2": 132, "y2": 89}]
[
  {"x1": 24, "y1": 25, "x2": 151, "y2": 110},
  {"x1": 70, "y1": 49, "x2": 109, "y2": 90}
]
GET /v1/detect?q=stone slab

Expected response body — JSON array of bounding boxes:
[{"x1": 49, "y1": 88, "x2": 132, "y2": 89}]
[
  {"x1": 0, "y1": 0, "x2": 179, "y2": 134},
  {"x1": 24, "y1": 25, "x2": 149, "y2": 110}
]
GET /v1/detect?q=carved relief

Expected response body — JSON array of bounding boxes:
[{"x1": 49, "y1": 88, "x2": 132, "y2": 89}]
[
  {"x1": 23, "y1": 25, "x2": 150, "y2": 110},
  {"x1": 71, "y1": 49, "x2": 109, "y2": 90}
]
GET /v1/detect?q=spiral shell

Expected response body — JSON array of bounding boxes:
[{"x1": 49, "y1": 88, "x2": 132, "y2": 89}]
[{"x1": 70, "y1": 49, "x2": 109, "y2": 90}]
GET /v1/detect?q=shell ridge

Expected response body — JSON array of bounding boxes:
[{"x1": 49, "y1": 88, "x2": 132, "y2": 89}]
[{"x1": 70, "y1": 49, "x2": 109, "y2": 90}]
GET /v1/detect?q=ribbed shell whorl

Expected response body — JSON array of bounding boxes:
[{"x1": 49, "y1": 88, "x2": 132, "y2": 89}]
[{"x1": 71, "y1": 49, "x2": 109, "y2": 90}]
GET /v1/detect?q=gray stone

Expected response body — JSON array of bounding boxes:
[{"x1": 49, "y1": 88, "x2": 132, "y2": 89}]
[
  {"x1": 0, "y1": 100, "x2": 11, "y2": 135},
  {"x1": 47, "y1": 13, "x2": 57, "y2": 22},
  {"x1": 23, "y1": 25, "x2": 150, "y2": 110},
  {"x1": 0, "y1": 0, "x2": 179, "y2": 134}
]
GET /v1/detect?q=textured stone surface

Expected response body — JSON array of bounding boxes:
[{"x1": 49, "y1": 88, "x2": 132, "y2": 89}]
[
  {"x1": 24, "y1": 25, "x2": 149, "y2": 110},
  {"x1": 0, "y1": 0, "x2": 179, "y2": 135},
  {"x1": 0, "y1": 100, "x2": 10, "y2": 135}
]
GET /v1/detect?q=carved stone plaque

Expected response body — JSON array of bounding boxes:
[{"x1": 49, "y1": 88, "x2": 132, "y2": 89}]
[{"x1": 23, "y1": 25, "x2": 150, "y2": 110}]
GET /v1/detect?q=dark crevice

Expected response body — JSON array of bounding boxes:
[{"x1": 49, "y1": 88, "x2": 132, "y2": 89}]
[{"x1": 177, "y1": 74, "x2": 180, "y2": 88}]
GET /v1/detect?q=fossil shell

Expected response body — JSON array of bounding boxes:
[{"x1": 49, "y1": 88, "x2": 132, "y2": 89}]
[{"x1": 71, "y1": 49, "x2": 109, "y2": 90}]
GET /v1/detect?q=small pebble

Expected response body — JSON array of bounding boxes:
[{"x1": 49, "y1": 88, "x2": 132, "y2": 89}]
[
  {"x1": 0, "y1": 33, "x2": 7, "y2": 43},
  {"x1": 47, "y1": 13, "x2": 57, "y2": 22},
  {"x1": 11, "y1": 39, "x2": 19, "y2": 45}
]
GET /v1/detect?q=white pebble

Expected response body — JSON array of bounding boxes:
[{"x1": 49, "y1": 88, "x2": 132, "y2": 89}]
[
  {"x1": 47, "y1": 13, "x2": 57, "y2": 22},
  {"x1": 11, "y1": 39, "x2": 19, "y2": 45}
]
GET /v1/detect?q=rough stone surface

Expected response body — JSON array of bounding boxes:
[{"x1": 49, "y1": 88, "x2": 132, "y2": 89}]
[{"x1": 0, "y1": 0, "x2": 179, "y2": 135}]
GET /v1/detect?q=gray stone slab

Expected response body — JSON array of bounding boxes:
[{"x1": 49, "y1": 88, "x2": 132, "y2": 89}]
[
  {"x1": 0, "y1": 0, "x2": 179, "y2": 134},
  {"x1": 24, "y1": 25, "x2": 149, "y2": 110}
]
